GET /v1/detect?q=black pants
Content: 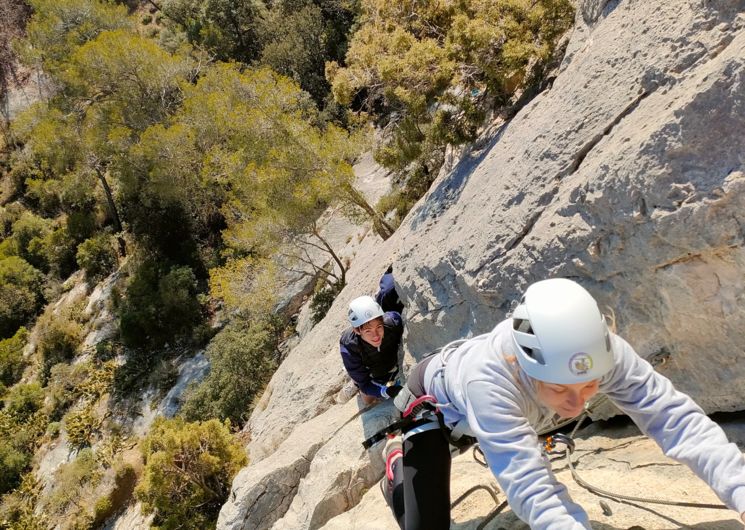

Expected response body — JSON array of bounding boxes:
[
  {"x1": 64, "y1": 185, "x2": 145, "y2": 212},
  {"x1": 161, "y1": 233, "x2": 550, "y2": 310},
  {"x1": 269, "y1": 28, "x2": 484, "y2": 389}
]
[{"x1": 386, "y1": 424, "x2": 452, "y2": 529}]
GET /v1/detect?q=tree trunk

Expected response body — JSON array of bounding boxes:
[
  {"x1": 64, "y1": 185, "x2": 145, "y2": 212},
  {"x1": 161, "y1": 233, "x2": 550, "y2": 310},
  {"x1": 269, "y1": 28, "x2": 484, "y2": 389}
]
[
  {"x1": 342, "y1": 182, "x2": 395, "y2": 240},
  {"x1": 311, "y1": 222, "x2": 346, "y2": 288},
  {"x1": 94, "y1": 166, "x2": 127, "y2": 257}
]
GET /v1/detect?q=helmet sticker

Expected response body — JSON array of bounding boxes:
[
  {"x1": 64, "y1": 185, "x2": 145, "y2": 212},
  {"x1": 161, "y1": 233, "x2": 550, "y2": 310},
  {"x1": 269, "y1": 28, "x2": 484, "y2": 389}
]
[
  {"x1": 365, "y1": 310, "x2": 373, "y2": 318},
  {"x1": 569, "y1": 353, "x2": 593, "y2": 376}
]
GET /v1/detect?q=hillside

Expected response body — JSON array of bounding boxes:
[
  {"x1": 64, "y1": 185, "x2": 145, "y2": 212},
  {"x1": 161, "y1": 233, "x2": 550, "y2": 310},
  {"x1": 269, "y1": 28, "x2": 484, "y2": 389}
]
[{"x1": 1, "y1": 0, "x2": 744, "y2": 529}]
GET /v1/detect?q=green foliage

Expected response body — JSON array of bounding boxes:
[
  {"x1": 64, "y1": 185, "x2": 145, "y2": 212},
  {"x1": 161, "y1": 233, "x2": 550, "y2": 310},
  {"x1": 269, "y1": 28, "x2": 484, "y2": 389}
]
[
  {"x1": 0, "y1": 441, "x2": 30, "y2": 495},
  {"x1": 64, "y1": 29, "x2": 194, "y2": 134},
  {"x1": 9, "y1": 211, "x2": 51, "y2": 270},
  {"x1": 0, "y1": 472, "x2": 48, "y2": 528},
  {"x1": 160, "y1": 0, "x2": 266, "y2": 63},
  {"x1": 63, "y1": 403, "x2": 98, "y2": 449},
  {"x1": 181, "y1": 319, "x2": 278, "y2": 425},
  {"x1": 47, "y1": 448, "x2": 101, "y2": 514},
  {"x1": 170, "y1": 63, "x2": 374, "y2": 283},
  {"x1": 329, "y1": 0, "x2": 575, "y2": 209},
  {"x1": 0, "y1": 406, "x2": 48, "y2": 496},
  {"x1": 76, "y1": 234, "x2": 117, "y2": 283},
  {"x1": 0, "y1": 327, "x2": 28, "y2": 388},
  {"x1": 45, "y1": 421, "x2": 61, "y2": 439},
  {"x1": 22, "y1": 0, "x2": 131, "y2": 78},
  {"x1": 141, "y1": 14, "x2": 153, "y2": 25},
  {"x1": 119, "y1": 260, "x2": 202, "y2": 349},
  {"x1": 259, "y1": 3, "x2": 331, "y2": 105},
  {"x1": 3, "y1": 384, "x2": 43, "y2": 422},
  {"x1": 47, "y1": 360, "x2": 115, "y2": 421},
  {"x1": 92, "y1": 495, "x2": 113, "y2": 526},
  {"x1": 310, "y1": 281, "x2": 343, "y2": 325},
  {"x1": 34, "y1": 225, "x2": 78, "y2": 279},
  {"x1": 89, "y1": 462, "x2": 137, "y2": 527},
  {"x1": 35, "y1": 311, "x2": 81, "y2": 384},
  {"x1": 160, "y1": 0, "x2": 358, "y2": 105},
  {"x1": 136, "y1": 417, "x2": 247, "y2": 529},
  {"x1": 0, "y1": 256, "x2": 44, "y2": 339}
]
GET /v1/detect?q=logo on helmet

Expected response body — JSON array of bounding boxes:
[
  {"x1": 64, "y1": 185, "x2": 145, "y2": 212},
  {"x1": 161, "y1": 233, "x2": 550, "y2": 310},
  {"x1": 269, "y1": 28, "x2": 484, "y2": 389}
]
[
  {"x1": 365, "y1": 310, "x2": 373, "y2": 318},
  {"x1": 569, "y1": 353, "x2": 593, "y2": 376}
]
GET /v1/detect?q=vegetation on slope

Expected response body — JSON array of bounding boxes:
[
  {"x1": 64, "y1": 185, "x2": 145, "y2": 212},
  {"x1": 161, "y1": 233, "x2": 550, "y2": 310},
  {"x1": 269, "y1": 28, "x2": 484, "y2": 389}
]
[{"x1": 0, "y1": 0, "x2": 574, "y2": 526}]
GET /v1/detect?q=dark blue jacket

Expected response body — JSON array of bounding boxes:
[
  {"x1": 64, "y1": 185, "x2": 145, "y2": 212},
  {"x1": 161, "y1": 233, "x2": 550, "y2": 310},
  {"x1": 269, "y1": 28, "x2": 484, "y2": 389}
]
[
  {"x1": 339, "y1": 311, "x2": 403, "y2": 398},
  {"x1": 375, "y1": 270, "x2": 404, "y2": 314}
]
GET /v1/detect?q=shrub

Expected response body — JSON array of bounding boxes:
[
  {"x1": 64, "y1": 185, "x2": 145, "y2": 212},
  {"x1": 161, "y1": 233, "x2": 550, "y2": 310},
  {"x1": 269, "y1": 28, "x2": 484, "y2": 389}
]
[
  {"x1": 10, "y1": 211, "x2": 51, "y2": 270},
  {"x1": 141, "y1": 14, "x2": 152, "y2": 25},
  {"x1": 76, "y1": 234, "x2": 117, "y2": 283},
  {"x1": 36, "y1": 225, "x2": 78, "y2": 279},
  {"x1": 309, "y1": 281, "x2": 343, "y2": 325},
  {"x1": 48, "y1": 448, "x2": 101, "y2": 514},
  {"x1": 0, "y1": 441, "x2": 30, "y2": 494},
  {"x1": 0, "y1": 469, "x2": 47, "y2": 527},
  {"x1": 65, "y1": 210, "x2": 96, "y2": 243},
  {"x1": 0, "y1": 406, "x2": 48, "y2": 497},
  {"x1": 4, "y1": 383, "x2": 44, "y2": 422},
  {"x1": 119, "y1": 260, "x2": 202, "y2": 349},
  {"x1": 36, "y1": 312, "x2": 81, "y2": 384},
  {"x1": 180, "y1": 319, "x2": 278, "y2": 425},
  {"x1": 92, "y1": 462, "x2": 137, "y2": 526},
  {"x1": 0, "y1": 256, "x2": 44, "y2": 338},
  {"x1": 136, "y1": 417, "x2": 247, "y2": 530},
  {"x1": 92, "y1": 495, "x2": 113, "y2": 525},
  {"x1": 47, "y1": 364, "x2": 82, "y2": 419},
  {"x1": 64, "y1": 403, "x2": 98, "y2": 449},
  {"x1": 0, "y1": 327, "x2": 28, "y2": 387},
  {"x1": 46, "y1": 421, "x2": 61, "y2": 439}
]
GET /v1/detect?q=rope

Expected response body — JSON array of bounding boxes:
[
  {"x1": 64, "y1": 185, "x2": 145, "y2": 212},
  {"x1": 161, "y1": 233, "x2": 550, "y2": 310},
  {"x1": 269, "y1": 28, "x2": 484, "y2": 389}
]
[{"x1": 552, "y1": 414, "x2": 729, "y2": 511}]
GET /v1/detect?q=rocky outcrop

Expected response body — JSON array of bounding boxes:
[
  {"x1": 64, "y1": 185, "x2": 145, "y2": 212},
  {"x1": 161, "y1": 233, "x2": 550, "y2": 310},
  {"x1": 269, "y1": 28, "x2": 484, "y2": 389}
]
[{"x1": 219, "y1": 1, "x2": 745, "y2": 528}]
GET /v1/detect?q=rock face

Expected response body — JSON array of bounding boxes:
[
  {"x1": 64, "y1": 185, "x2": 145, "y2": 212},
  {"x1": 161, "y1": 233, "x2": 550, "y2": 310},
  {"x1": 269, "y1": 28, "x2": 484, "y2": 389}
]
[
  {"x1": 218, "y1": 1, "x2": 745, "y2": 529},
  {"x1": 397, "y1": 0, "x2": 745, "y2": 413}
]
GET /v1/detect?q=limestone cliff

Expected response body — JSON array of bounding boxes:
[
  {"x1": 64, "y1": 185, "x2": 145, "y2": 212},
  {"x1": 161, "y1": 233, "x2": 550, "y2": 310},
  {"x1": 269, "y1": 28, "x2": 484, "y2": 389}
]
[{"x1": 218, "y1": 1, "x2": 745, "y2": 528}]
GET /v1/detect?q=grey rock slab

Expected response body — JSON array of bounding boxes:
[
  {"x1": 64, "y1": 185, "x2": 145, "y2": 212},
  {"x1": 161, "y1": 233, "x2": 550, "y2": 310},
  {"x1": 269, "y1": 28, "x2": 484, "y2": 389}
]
[
  {"x1": 218, "y1": 398, "x2": 397, "y2": 530},
  {"x1": 322, "y1": 416, "x2": 745, "y2": 530}
]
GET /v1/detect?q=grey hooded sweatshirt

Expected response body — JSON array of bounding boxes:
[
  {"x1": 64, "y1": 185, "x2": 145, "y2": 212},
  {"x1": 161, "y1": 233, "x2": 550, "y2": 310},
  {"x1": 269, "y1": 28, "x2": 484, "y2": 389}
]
[{"x1": 423, "y1": 319, "x2": 745, "y2": 529}]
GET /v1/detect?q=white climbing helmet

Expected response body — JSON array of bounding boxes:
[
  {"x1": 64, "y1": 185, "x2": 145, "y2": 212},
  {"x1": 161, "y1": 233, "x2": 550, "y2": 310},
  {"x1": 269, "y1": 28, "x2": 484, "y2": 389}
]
[
  {"x1": 348, "y1": 295, "x2": 385, "y2": 327},
  {"x1": 511, "y1": 278, "x2": 613, "y2": 384}
]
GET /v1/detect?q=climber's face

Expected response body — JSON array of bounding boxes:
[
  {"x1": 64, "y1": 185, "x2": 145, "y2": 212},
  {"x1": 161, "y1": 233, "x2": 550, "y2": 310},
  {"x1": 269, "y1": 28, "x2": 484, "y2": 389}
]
[
  {"x1": 535, "y1": 379, "x2": 600, "y2": 418},
  {"x1": 355, "y1": 317, "x2": 384, "y2": 347}
]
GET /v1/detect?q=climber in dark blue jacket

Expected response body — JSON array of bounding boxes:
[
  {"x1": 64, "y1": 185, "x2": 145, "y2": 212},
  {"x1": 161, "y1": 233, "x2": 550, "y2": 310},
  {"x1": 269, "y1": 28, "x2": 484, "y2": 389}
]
[
  {"x1": 375, "y1": 265, "x2": 405, "y2": 314},
  {"x1": 339, "y1": 295, "x2": 403, "y2": 404}
]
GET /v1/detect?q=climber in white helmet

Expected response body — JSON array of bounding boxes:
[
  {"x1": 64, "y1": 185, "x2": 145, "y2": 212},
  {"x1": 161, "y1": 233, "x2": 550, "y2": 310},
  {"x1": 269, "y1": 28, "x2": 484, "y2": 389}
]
[
  {"x1": 382, "y1": 278, "x2": 745, "y2": 529},
  {"x1": 339, "y1": 294, "x2": 404, "y2": 405}
]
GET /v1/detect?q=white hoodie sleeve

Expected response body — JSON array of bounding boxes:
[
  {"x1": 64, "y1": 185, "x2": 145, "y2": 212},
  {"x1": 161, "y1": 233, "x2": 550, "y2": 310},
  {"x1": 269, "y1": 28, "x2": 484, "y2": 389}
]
[
  {"x1": 465, "y1": 376, "x2": 592, "y2": 529},
  {"x1": 601, "y1": 334, "x2": 745, "y2": 514}
]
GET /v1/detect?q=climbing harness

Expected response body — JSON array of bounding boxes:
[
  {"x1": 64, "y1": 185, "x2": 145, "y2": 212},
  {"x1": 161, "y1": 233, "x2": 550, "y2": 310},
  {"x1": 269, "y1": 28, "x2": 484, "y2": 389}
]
[
  {"x1": 362, "y1": 395, "x2": 440, "y2": 449},
  {"x1": 361, "y1": 394, "x2": 476, "y2": 450}
]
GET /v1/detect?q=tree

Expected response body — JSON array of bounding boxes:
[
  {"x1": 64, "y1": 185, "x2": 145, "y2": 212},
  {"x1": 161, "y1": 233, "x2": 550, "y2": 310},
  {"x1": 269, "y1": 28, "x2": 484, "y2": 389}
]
[
  {"x1": 21, "y1": 0, "x2": 131, "y2": 78},
  {"x1": 177, "y1": 63, "x2": 388, "y2": 287},
  {"x1": 136, "y1": 417, "x2": 247, "y2": 530},
  {"x1": 118, "y1": 259, "x2": 202, "y2": 349},
  {"x1": 0, "y1": 327, "x2": 28, "y2": 388},
  {"x1": 0, "y1": 256, "x2": 44, "y2": 338},
  {"x1": 16, "y1": 6, "x2": 199, "y2": 257},
  {"x1": 160, "y1": 0, "x2": 266, "y2": 63},
  {"x1": 181, "y1": 320, "x2": 278, "y2": 425},
  {"x1": 328, "y1": 0, "x2": 575, "y2": 214}
]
